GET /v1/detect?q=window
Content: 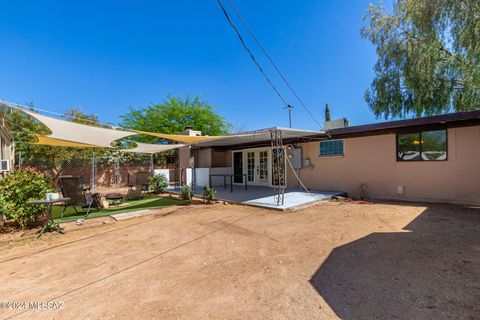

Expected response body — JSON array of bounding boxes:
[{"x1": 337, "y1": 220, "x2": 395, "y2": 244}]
[
  {"x1": 319, "y1": 140, "x2": 344, "y2": 157},
  {"x1": 397, "y1": 130, "x2": 447, "y2": 161}
]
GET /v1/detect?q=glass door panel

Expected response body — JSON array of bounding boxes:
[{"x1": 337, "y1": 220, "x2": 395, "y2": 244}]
[
  {"x1": 247, "y1": 152, "x2": 255, "y2": 182},
  {"x1": 233, "y1": 152, "x2": 243, "y2": 183},
  {"x1": 258, "y1": 150, "x2": 268, "y2": 182}
]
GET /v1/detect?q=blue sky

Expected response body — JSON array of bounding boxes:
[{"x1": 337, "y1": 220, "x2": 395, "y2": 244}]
[{"x1": 0, "y1": 0, "x2": 392, "y2": 131}]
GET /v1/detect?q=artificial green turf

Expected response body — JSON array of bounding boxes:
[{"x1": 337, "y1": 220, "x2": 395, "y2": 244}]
[{"x1": 52, "y1": 195, "x2": 185, "y2": 222}]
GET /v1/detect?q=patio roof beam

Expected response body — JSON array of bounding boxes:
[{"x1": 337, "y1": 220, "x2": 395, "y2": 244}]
[{"x1": 203, "y1": 136, "x2": 327, "y2": 150}]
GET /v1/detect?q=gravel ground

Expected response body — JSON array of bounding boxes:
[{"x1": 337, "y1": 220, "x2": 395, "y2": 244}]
[{"x1": 0, "y1": 201, "x2": 479, "y2": 319}]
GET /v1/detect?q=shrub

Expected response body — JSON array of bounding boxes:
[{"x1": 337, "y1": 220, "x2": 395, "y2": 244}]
[
  {"x1": 0, "y1": 167, "x2": 56, "y2": 228},
  {"x1": 181, "y1": 184, "x2": 192, "y2": 201},
  {"x1": 202, "y1": 186, "x2": 215, "y2": 203},
  {"x1": 148, "y1": 173, "x2": 169, "y2": 194}
]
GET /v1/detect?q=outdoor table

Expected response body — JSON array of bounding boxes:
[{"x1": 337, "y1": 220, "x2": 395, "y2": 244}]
[
  {"x1": 209, "y1": 174, "x2": 247, "y2": 192},
  {"x1": 105, "y1": 193, "x2": 124, "y2": 205},
  {"x1": 27, "y1": 198, "x2": 70, "y2": 238}
]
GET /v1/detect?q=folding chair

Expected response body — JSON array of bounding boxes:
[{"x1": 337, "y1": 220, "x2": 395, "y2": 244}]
[
  {"x1": 58, "y1": 176, "x2": 101, "y2": 219},
  {"x1": 127, "y1": 172, "x2": 151, "y2": 199}
]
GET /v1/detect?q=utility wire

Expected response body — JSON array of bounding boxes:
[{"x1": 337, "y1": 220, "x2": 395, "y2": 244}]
[
  {"x1": 215, "y1": 0, "x2": 288, "y2": 107},
  {"x1": 224, "y1": 0, "x2": 323, "y2": 129}
]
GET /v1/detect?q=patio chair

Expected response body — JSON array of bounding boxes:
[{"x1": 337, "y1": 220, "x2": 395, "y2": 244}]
[
  {"x1": 58, "y1": 176, "x2": 101, "y2": 219},
  {"x1": 127, "y1": 172, "x2": 151, "y2": 199}
]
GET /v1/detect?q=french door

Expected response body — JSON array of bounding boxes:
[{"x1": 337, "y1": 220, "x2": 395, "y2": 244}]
[{"x1": 245, "y1": 149, "x2": 270, "y2": 186}]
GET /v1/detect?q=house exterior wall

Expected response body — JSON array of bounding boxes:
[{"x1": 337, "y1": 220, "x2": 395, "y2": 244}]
[
  {"x1": 196, "y1": 148, "x2": 212, "y2": 168},
  {"x1": 178, "y1": 146, "x2": 191, "y2": 169},
  {"x1": 212, "y1": 149, "x2": 231, "y2": 167},
  {"x1": 287, "y1": 126, "x2": 480, "y2": 205},
  {"x1": 0, "y1": 112, "x2": 14, "y2": 173}
]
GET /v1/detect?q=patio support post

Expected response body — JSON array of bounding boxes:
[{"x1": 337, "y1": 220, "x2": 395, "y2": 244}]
[{"x1": 270, "y1": 129, "x2": 285, "y2": 206}]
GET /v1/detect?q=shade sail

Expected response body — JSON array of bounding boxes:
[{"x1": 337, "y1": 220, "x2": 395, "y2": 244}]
[
  {"x1": 132, "y1": 130, "x2": 222, "y2": 144},
  {"x1": 31, "y1": 134, "x2": 102, "y2": 148},
  {"x1": 23, "y1": 109, "x2": 136, "y2": 147},
  {"x1": 122, "y1": 142, "x2": 185, "y2": 154}
]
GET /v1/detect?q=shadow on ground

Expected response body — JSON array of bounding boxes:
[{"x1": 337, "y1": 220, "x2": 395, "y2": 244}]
[{"x1": 310, "y1": 204, "x2": 480, "y2": 319}]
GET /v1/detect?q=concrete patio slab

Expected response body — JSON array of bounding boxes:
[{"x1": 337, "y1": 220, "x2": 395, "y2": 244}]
[{"x1": 186, "y1": 185, "x2": 344, "y2": 210}]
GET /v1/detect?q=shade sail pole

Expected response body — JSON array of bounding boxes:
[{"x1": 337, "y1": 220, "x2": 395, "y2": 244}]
[
  {"x1": 150, "y1": 154, "x2": 154, "y2": 175},
  {"x1": 114, "y1": 156, "x2": 120, "y2": 191},
  {"x1": 91, "y1": 152, "x2": 96, "y2": 190}
]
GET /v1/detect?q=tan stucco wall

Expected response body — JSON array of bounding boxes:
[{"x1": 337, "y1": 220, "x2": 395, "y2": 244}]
[
  {"x1": 212, "y1": 150, "x2": 232, "y2": 167},
  {"x1": 196, "y1": 148, "x2": 212, "y2": 168},
  {"x1": 178, "y1": 146, "x2": 191, "y2": 170},
  {"x1": 287, "y1": 126, "x2": 480, "y2": 205},
  {"x1": 0, "y1": 120, "x2": 14, "y2": 166}
]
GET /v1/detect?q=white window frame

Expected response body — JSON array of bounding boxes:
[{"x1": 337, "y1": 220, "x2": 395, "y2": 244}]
[{"x1": 319, "y1": 139, "x2": 345, "y2": 157}]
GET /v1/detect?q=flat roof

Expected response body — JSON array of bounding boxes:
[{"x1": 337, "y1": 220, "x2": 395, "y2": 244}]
[
  {"x1": 196, "y1": 127, "x2": 326, "y2": 148},
  {"x1": 197, "y1": 110, "x2": 480, "y2": 149},
  {"x1": 329, "y1": 110, "x2": 480, "y2": 138}
]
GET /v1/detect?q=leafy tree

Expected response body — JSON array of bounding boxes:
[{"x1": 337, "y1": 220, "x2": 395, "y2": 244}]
[
  {"x1": 362, "y1": 0, "x2": 480, "y2": 119},
  {"x1": 120, "y1": 96, "x2": 232, "y2": 143},
  {"x1": 325, "y1": 103, "x2": 331, "y2": 121},
  {"x1": 64, "y1": 107, "x2": 106, "y2": 127}
]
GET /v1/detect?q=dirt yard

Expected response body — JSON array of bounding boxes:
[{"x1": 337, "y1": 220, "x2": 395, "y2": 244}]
[{"x1": 0, "y1": 201, "x2": 479, "y2": 319}]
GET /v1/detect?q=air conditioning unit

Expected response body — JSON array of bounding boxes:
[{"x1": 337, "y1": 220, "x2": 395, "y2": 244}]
[{"x1": 1, "y1": 160, "x2": 10, "y2": 172}]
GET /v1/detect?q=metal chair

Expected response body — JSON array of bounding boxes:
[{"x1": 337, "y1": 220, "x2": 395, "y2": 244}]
[
  {"x1": 58, "y1": 176, "x2": 101, "y2": 219},
  {"x1": 127, "y1": 172, "x2": 151, "y2": 199},
  {"x1": 136, "y1": 172, "x2": 151, "y2": 194}
]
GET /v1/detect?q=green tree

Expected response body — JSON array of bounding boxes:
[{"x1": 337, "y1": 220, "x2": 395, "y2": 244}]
[
  {"x1": 64, "y1": 107, "x2": 105, "y2": 127},
  {"x1": 362, "y1": 0, "x2": 480, "y2": 119},
  {"x1": 325, "y1": 103, "x2": 331, "y2": 121},
  {"x1": 120, "y1": 96, "x2": 232, "y2": 143}
]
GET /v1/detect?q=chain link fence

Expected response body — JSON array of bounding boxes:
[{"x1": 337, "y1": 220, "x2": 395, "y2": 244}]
[{"x1": 20, "y1": 155, "x2": 178, "y2": 192}]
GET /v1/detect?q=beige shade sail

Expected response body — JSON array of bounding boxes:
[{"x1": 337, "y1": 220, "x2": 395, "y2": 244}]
[
  {"x1": 122, "y1": 142, "x2": 185, "y2": 154},
  {"x1": 132, "y1": 130, "x2": 223, "y2": 144},
  {"x1": 23, "y1": 109, "x2": 136, "y2": 148},
  {"x1": 31, "y1": 134, "x2": 103, "y2": 148}
]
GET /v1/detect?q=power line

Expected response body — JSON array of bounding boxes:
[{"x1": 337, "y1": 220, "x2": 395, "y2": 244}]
[
  {"x1": 215, "y1": 0, "x2": 288, "y2": 107},
  {"x1": 223, "y1": 0, "x2": 323, "y2": 129}
]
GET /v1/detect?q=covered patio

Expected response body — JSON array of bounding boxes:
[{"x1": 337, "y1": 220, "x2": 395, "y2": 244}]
[{"x1": 184, "y1": 126, "x2": 342, "y2": 210}]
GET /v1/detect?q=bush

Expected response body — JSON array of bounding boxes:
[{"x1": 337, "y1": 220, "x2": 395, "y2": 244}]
[
  {"x1": 0, "y1": 168, "x2": 56, "y2": 228},
  {"x1": 202, "y1": 186, "x2": 215, "y2": 203},
  {"x1": 148, "y1": 173, "x2": 169, "y2": 194},
  {"x1": 181, "y1": 184, "x2": 192, "y2": 201}
]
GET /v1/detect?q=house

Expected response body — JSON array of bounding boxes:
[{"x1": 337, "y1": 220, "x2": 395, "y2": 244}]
[
  {"x1": 0, "y1": 110, "x2": 14, "y2": 175},
  {"x1": 181, "y1": 110, "x2": 480, "y2": 206}
]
